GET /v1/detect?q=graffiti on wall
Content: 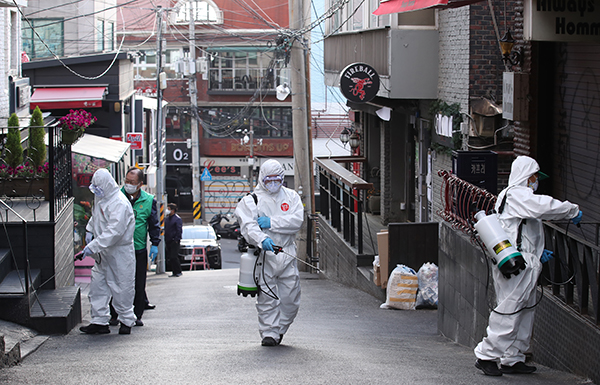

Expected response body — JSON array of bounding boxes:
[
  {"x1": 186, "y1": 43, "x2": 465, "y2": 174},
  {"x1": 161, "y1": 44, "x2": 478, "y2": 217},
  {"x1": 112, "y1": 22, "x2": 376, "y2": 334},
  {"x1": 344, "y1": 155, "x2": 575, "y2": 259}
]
[{"x1": 203, "y1": 179, "x2": 251, "y2": 219}]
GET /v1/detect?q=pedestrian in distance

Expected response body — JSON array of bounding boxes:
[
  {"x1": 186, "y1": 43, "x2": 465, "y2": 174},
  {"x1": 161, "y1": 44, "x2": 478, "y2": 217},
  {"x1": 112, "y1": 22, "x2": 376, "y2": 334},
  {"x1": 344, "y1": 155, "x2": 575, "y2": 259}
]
[
  {"x1": 235, "y1": 159, "x2": 304, "y2": 347},
  {"x1": 165, "y1": 203, "x2": 183, "y2": 277},
  {"x1": 474, "y1": 156, "x2": 582, "y2": 376},
  {"x1": 80, "y1": 169, "x2": 136, "y2": 335},
  {"x1": 109, "y1": 167, "x2": 161, "y2": 327}
]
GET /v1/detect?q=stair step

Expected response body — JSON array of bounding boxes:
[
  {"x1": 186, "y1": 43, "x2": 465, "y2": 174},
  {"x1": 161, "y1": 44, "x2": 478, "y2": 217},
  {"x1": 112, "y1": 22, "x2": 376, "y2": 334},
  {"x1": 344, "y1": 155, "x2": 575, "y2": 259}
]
[
  {"x1": 0, "y1": 269, "x2": 41, "y2": 298},
  {"x1": 30, "y1": 286, "x2": 82, "y2": 334}
]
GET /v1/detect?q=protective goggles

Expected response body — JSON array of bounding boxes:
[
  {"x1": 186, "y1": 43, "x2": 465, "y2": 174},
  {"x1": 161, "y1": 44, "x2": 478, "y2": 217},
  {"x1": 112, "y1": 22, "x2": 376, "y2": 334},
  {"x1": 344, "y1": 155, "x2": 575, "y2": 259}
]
[{"x1": 263, "y1": 175, "x2": 283, "y2": 184}]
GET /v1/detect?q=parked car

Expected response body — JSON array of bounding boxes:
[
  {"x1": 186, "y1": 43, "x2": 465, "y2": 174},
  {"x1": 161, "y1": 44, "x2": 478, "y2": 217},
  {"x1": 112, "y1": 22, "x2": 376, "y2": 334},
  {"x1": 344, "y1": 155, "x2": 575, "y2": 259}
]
[{"x1": 167, "y1": 225, "x2": 222, "y2": 270}]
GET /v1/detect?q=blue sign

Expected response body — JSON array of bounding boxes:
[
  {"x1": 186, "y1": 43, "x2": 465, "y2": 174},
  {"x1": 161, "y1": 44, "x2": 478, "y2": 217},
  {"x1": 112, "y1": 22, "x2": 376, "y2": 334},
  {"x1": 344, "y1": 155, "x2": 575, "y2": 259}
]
[{"x1": 200, "y1": 167, "x2": 212, "y2": 181}]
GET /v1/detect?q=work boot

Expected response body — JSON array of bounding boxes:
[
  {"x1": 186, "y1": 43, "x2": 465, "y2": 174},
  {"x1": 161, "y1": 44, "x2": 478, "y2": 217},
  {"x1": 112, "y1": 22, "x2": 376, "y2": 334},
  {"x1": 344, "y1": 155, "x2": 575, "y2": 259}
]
[
  {"x1": 108, "y1": 318, "x2": 119, "y2": 326},
  {"x1": 261, "y1": 337, "x2": 278, "y2": 346},
  {"x1": 501, "y1": 362, "x2": 537, "y2": 374},
  {"x1": 475, "y1": 359, "x2": 502, "y2": 376},
  {"x1": 119, "y1": 323, "x2": 132, "y2": 335},
  {"x1": 135, "y1": 319, "x2": 144, "y2": 326},
  {"x1": 278, "y1": 334, "x2": 284, "y2": 345},
  {"x1": 79, "y1": 324, "x2": 110, "y2": 334}
]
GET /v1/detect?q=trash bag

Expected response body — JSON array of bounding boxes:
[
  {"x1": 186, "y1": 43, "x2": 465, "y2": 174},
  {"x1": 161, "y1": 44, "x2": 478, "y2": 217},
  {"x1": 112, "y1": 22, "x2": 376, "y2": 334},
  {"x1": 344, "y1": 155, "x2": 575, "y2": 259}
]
[
  {"x1": 416, "y1": 262, "x2": 438, "y2": 309},
  {"x1": 373, "y1": 255, "x2": 381, "y2": 286},
  {"x1": 382, "y1": 264, "x2": 418, "y2": 310}
]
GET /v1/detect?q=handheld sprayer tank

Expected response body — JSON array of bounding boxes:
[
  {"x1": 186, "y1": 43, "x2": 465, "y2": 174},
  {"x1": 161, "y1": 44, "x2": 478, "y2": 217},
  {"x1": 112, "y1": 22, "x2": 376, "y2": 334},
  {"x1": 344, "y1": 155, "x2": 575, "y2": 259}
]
[
  {"x1": 474, "y1": 210, "x2": 527, "y2": 279},
  {"x1": 237, "y1": 251, "x2": 259, "y2": 297}
]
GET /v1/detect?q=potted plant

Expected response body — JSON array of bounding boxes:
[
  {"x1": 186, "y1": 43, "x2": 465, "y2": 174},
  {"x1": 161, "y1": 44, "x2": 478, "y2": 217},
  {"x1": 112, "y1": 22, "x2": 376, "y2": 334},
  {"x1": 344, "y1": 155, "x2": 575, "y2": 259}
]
[
  {"x1": 29, "y1": 106, "x2": 47, "y2": 171},
  {"x1": 59, "y1": 109, "x2": 97, "y2": 145},
  {"x1": 5, "y1": 113, "x2": 23, "y2": 170}
]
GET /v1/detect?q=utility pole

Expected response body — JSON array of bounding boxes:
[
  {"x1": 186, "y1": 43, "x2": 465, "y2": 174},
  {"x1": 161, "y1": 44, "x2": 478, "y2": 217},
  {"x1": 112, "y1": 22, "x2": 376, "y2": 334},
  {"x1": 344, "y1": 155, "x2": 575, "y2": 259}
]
[
  {"x1": 189, "y1": 8, "x2": 201, "y2": 224},
  {"x1": 155, "y1": 6, "x2": 167, "y2": 274},
  {"x1": 248, "y1": 123, "x2": 254, "y2": 188},
  {"x1": 289, "y1": 0, "x2": 313, "y2": 264}
]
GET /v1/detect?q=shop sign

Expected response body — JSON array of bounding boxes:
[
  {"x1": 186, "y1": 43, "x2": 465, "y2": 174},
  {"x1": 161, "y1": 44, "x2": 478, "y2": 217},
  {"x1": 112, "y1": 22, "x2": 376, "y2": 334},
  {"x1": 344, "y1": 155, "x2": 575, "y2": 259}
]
[
  {"x1": 126, "y1": 133, "x2": 143, "y2": 150},
  {"x1": 201, "y1": 166, "x2": 240, "y2": 177},
  {"x1": 524, "y1": 0, "x2": 600, "y2": 42},
  {"x1": 339, "y1": 63, "x2": 380, "y2": 103},
  {"x1": 167, "y1": 142, "x2": 191, "y2": 164}
]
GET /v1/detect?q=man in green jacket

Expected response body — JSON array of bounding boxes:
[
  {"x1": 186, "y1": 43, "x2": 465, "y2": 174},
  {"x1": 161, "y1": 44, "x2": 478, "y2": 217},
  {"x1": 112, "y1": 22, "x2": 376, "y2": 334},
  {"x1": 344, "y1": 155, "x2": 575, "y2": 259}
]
[{"x1": 115, "y1": 167, "x2": 161, "y2": 326}]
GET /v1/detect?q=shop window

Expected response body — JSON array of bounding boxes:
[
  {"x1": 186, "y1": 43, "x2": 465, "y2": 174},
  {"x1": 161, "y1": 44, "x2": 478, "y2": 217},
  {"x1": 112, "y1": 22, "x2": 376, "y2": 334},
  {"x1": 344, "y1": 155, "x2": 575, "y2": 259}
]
[{"x1": 207, "y1": 49, "x2": 285, "y2": 91}]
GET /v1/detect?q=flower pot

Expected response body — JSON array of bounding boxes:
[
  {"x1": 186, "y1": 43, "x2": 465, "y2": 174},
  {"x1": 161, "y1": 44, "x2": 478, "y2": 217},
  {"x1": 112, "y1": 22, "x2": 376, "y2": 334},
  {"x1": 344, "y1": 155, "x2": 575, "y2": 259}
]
[
  {"x1": 61, "y1": 129, "x2": 82, "y2": 145},
  {"x1": 0, "y1": 177, "x2": 50, "y2": 200}
]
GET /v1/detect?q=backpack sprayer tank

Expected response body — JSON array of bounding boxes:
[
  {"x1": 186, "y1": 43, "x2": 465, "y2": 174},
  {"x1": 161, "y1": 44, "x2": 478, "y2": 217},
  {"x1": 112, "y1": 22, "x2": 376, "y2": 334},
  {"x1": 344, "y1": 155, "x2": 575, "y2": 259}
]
[
  {"x1": 237, "y1": 251, "x2": 259, "y2": 297},
  {"x1": 473, "y1": 210, "x2": 526, "y2": 279}
]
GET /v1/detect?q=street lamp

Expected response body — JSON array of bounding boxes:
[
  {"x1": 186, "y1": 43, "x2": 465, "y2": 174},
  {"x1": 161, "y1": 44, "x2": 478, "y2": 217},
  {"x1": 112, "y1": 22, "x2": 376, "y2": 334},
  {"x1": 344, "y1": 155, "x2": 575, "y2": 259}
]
[
  {"x1": 340, "y1": 127, "x2": 350, "y2": 146},
  {"x1": 349, "y1": 132, "x2": 360, "y2": 151},
  {"x1": 499, "y1": 29, "x2": 522, "y2": 67}
]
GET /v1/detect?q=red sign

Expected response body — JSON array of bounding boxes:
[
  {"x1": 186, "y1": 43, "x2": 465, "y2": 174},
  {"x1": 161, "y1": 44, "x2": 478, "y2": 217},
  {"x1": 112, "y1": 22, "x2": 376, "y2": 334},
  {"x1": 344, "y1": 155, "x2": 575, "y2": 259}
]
[
  {"x1": 126, "y1": 133, "x2": 143, "y2": 150},
  {"x1": 281, "y1": 203, "x2": 289, "y2": 212}
]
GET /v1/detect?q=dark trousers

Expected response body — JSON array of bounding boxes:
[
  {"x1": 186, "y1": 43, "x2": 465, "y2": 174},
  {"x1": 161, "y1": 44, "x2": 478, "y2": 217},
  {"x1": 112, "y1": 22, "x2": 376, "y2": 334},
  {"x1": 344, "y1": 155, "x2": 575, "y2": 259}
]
[
  {"x1": 166, "y1": 240, "x2": 182, "y2": 275},
  {"x1": 111, "y1": 248, "x2": 148, "y2": 320}
]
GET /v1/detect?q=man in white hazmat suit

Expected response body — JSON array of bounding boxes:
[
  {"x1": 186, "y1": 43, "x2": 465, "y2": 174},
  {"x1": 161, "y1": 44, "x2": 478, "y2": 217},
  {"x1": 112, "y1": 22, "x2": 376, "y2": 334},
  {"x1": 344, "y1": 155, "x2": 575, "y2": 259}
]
[
  {"x1": 474, "y1": 156, "x2": 582, "y2": 376},
  {"x1": 235, "y1": 159, "x2": 304, "y2": 346},
  {"x1": 79, "y1": 169, "x2": 137, "y2": 335}
]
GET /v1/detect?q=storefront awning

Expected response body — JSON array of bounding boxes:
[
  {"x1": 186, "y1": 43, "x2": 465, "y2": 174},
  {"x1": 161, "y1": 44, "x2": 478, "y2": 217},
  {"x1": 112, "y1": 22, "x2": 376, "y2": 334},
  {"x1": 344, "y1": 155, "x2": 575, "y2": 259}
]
[
  {"x1": 72, "y1": 134, "x2": 130, "y2": 163},
  {"x1": 30, "y1": 87, "x2": 107, "y2": 110},
  {"x1": 373, "y1": 0, "x2": 483, "y2": 14}
]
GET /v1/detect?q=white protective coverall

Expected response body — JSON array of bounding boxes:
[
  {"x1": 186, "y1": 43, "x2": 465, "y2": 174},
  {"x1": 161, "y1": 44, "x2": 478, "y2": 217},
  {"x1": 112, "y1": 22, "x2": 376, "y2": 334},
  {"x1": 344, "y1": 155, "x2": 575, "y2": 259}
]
[
  {"x1": 86, "y1": 169, "x2": 137, "y2": 327},
  {"x1": 235, "y1": 159, "x2": 304, "y2": 341},
  {"x1": 474, "y1": 156, "x2": 579, "y2": 365}
]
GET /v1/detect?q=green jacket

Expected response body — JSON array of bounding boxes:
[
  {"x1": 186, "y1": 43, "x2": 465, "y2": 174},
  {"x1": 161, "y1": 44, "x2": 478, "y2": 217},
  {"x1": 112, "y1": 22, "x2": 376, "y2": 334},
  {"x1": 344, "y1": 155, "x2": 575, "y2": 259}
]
[{"x1": 121, "y1": 187, "x2": 161, "y2": 251}]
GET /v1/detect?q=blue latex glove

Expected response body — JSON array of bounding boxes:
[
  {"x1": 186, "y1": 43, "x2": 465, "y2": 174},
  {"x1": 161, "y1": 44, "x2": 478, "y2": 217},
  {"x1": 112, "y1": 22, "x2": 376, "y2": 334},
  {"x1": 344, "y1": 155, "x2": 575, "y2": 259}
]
[
  {"x1": 149, "y1": 245, "x2": 158, "y2": 263},
  {"x1": 257, "y1": 216, "x2": 271, "y2": 229},
  {"x1": 572, "y1": 211, "x2": 583, "y2": 225},
  {"x1": 541, "y1": 249, "x2": 554, "y2": 263},
  {"x1": 262, "y1": 237, "x2": 275, "y2": 252},
  {"x1": 83, "y1": 246, "x2": 93, "y2": 258},
  {"x1": 85, "y1": 232, "x2": 93, "y2": 244}
]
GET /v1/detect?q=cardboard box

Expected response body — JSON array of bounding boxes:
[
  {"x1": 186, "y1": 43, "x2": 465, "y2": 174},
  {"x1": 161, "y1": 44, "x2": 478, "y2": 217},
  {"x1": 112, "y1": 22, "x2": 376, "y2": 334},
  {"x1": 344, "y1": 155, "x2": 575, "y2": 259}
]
[{"x1": 377, "y1": 230, "x2": 389, "y2": 288}]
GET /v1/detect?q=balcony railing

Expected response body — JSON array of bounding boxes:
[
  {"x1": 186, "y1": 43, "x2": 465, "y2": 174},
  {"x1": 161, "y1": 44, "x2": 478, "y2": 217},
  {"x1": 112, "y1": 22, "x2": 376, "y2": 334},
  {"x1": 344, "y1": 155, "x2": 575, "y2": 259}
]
[
  {"x1": 316, "y1": 157, "x2": 373, "y2": 254},
  {"x1": 438, "y1": 170, "x2": 600, "y2": 326}
]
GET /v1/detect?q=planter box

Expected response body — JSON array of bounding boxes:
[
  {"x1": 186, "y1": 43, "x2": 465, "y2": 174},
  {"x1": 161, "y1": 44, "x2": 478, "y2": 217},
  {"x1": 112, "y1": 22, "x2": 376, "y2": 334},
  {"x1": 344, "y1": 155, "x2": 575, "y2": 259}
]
[{"x1": 0, "y1": 178, "x2": 50, "y2": 200}]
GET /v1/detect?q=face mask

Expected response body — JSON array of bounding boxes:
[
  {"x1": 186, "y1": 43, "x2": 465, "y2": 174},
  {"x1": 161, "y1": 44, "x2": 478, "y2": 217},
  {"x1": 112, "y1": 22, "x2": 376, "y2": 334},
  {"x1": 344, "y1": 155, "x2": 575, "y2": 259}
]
[
  {"x1": 89, "y1": 184, "x2": 105, "y2": 198},
  {"x1": 124, "y1": 183, "x2": 139, "y2": 195},
  {"x1": 528, "y1": 179, "x2": 539, "y2": 192},
  {"x1": 166, "y1": 209, "x2": 171, "y2": 216},
  {"x1": 265, "y1": 180, "x2": 283, "y2": 194}
]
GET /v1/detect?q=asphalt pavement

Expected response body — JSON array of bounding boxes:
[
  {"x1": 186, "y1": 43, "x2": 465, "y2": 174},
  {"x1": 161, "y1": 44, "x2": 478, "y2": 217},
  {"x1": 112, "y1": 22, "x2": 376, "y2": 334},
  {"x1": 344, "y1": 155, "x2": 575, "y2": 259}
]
[{"x1": 0, "y1": 261, "x2": 594, "y2": 384}]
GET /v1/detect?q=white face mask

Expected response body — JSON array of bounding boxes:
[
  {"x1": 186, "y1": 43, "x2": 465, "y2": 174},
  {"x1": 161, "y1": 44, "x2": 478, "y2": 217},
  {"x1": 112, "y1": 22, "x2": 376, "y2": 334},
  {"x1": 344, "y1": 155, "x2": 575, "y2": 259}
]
[
  {"x1": 528, "y1": 179, "x2": 539, "y2": 192},
  {"x1": 166, "y1": 209, "x2": 172, "y2": 216},
  {"x1": 124, "y1": 183, "x2": 139, "y2": 195},
  {"x1": 265, "y1": 180, "x2": 283, "y2": 194}
]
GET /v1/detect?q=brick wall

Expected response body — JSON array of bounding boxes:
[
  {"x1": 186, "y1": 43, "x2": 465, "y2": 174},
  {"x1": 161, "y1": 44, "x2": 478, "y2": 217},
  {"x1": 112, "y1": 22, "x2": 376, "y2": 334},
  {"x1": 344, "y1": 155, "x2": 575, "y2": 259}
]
[
  {"x1": 0, "y1": 10, "x2": 9, "y2": 118},
  {"x1": 438, "y1": 7, "x2": 470, "y2": 113}
]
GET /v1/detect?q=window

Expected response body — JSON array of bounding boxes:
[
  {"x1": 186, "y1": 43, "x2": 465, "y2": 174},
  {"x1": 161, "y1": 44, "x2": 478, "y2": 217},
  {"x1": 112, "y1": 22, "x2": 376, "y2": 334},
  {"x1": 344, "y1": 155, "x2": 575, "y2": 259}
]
[
  {"x1": 22, "y1": 18, "x2": 64, "y2": 59},
  {"x1": 134, "y1": 49, "x2": 183, "y2": 80},
  {"x1": 207, "y1": 48, "x2": 288, "y2": 92},
  {"x1": 96, "y1": 19, "x2": 104, "y2": 51},
  {"x1": 166, "y1": 109, "x2": 191, "y2": 140},
  {"x1": 174, "y1": 0, "x2": 222, "y2": 24},
  {"x1": 107, "y1": 21, "x2": 114, "y2": 51},
  {"x1": 199, "y1": 107, "x2": 292, "y2": 139},
  {"x1": 10, "y1": 11, "x2": 18, "y2": 71}
]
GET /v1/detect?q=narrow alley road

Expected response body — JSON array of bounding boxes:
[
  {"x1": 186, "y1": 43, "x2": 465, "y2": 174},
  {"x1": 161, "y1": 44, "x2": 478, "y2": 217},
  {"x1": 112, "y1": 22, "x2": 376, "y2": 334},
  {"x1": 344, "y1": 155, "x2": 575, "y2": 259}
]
[{"x1": 0, "y1": 269, "x2": 592, "y2": 385}]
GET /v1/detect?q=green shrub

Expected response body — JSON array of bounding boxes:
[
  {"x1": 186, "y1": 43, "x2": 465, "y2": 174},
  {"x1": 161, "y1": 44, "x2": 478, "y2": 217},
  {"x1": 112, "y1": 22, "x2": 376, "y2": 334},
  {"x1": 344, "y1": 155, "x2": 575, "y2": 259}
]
[
  {"x1": 29, "y1": 106, "x2": 46, "y2": 168},
  {"x1": 5, "y1": 113, "x2": 23, "y2": 169}
]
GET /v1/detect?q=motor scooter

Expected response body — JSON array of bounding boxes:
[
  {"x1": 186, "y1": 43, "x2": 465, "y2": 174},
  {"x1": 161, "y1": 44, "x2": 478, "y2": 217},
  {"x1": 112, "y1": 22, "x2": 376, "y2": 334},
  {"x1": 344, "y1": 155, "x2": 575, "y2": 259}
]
[{"x1": 210, "y1": 213, "x2": 240, "y2": 239}]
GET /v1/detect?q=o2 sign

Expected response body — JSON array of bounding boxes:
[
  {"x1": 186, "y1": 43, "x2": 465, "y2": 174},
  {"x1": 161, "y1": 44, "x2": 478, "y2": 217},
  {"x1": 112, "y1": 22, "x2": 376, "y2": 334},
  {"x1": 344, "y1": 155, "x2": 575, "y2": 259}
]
[{"x1": 167, "y1": 142, "x2": 191, "y2": 164}]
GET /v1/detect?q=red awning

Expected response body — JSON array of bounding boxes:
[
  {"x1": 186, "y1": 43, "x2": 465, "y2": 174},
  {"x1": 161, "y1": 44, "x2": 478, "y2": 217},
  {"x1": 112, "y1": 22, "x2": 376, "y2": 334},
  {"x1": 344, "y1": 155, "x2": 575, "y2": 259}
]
[
  {"x1": 30, "y1": 87, "x2": 107, "y2": 110},
  {"x1": 373, "y1": 0, "x2": 448, "y2": 14}
]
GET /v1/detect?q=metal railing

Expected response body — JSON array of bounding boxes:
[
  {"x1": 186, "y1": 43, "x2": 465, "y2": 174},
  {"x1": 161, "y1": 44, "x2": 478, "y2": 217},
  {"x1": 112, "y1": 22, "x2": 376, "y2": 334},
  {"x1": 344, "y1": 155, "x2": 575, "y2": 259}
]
[
  {"x1": 0, "y1": 123, "x2": 72, "y2": 222},
  {"x1": 438, "y1": 170, "x2": 600, "y2": 326},
  {"x1": 316, "y1": 157, "x2": 373, "y2": 254}
]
